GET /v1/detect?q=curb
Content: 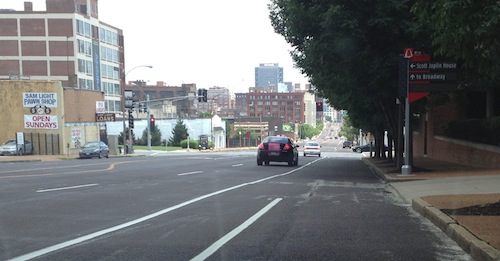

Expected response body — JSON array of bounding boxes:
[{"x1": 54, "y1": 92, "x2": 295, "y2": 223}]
[
  {"x1": 362, "y1": 158, "x2": 500, "y2": 261},
  {"x1": 412, "y1": 198, "x2": 500, "y2": 261}
]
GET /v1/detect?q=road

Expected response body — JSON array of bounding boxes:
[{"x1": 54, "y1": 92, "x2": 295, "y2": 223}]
[{"x1": 0, "y1": 135, "x2": 472, "y2": 260}]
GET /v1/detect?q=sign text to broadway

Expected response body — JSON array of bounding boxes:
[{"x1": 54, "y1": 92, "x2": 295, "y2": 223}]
[{"x1": 409, "y1": 72, "x2": 457, "y2": 82}]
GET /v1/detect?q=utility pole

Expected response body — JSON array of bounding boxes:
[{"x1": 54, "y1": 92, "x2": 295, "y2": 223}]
[{"x1": 147, "y1": 94, "x2": 151, "y2": 150}]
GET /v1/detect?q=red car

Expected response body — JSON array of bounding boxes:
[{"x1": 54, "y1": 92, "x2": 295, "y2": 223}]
[{"x1": 257, "y1": 136, "x2": 299, "y2": 166}]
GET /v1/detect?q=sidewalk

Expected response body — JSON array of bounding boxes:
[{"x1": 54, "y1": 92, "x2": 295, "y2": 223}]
[{"x1": 364, "y1": 157, "x2": 500, "y2": 261}]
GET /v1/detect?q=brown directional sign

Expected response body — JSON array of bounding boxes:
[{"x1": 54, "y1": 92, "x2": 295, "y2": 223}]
[
  {"x1": 408, "y1": 60, "x2": 457, "y2": 93},
  {"x1": 96, "y1": 113, "x2": 116, "y2": 122},
  {"x1": 409, "y1": 72, "x2": 457, "y2": 83}
]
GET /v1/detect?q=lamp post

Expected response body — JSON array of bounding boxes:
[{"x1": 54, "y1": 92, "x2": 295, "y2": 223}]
[{"x1": 122, "y1": 65, "x2": 153, "y2": 154}]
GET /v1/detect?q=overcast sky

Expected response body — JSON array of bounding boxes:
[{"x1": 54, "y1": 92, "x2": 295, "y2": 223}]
[{"x1": 5, "y1": 0, "x2": 309, "y2": 93}]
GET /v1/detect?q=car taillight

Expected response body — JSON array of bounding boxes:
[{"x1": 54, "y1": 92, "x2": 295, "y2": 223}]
[
  {"x1": 258, "y1": 143, "x2": 264, "y2": 149},
  {"x1": 283, "y1": 144, "x2": 291, "y2": 150}
]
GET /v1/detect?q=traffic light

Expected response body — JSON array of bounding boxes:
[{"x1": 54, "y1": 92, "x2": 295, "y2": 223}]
[
  {"x1": 202, "y1": 89, "x2": 208, "y2": 102},
  {"x1": 316, "y1": 101, "x2": 324, "y2": 111},
  {"x1": 128, "y1": 112, "x2": 134, "y2": 129},
  {"x1": 150, "y1": 115, "x2": 155, "y2": 129},
  {"x1": 197, "y1": 88, "x2": 208, "y2": 102},
  {"x1": 197, "y1": 89, "x2": 203, "y2": 102}
]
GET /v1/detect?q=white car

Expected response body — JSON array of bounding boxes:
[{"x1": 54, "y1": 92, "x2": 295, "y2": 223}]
[
  {"x1": 303, "y1": 141, "x2": 321, "y2": 157},
  {"x1": 0, "y1": 139, "x2": 34, "y2": 156}
]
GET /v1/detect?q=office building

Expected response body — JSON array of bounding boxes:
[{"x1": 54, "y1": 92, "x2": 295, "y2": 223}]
[
  {"x1": 254, "y1": 63, "x2": 283, "y2": 91},
  {"x1": 0, "y1": 0, "x2": 124, "y2": 114}
]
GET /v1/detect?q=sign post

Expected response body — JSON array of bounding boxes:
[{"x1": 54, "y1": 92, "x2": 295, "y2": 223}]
[{"x1": 399, "y1": 49, "x2": 457, "y2": 175}]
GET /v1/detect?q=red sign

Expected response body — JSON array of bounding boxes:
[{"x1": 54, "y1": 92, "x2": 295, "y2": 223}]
[
  {"x1": 408, "y1": 54, "x2": 431, "y2": 103},
  {"x1": 404, "y1": 48, "x2": 414, "y2": 58}
]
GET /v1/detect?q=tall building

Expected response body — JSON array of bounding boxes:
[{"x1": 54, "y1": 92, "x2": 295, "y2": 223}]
[
  {"x1": 254, "y1": 63, "x2": 283, "y2": 91},
  {"x1": 0, "y1": 0, "x2": 124, "y2": 114}
]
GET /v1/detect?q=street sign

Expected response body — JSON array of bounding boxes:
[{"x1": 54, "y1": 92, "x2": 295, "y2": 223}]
[
  {"x1": 409, "y1": 62, "x2": 457, "y2": 70},
  {"x1": 406, "y1": 54, "x2": 457, "y2": 98},
  {"x1": 409, "y1": 72, "x2": 457, "y2": 82}
]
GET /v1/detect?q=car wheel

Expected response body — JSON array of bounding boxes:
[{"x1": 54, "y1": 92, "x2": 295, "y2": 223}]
[
  {"x1": 257, "y1": 158, "x2": 263, "y2": 165},
  {"x1": 265, "y1": 161, "x2": 270, "y2": 165},
  {"x1": 98, "y1": 152, "x2": 103, "y2": 159},
  {"x1": 294, "y1": 155, "x2": 299, "y2": 166},
  {"x1": 356, "y1": 148, "x2": 362, "y2": 153},
  {"x1": 105, "y1": 152, "x2": 109, "y2": 158},
  {"x1": 303, "y1": 153, "x2": 306, "y2": 157},
  {"x1": 18, "y1": 149, "x2": 23, "y2": 156},
  {"x1": 318, "y1": 154, "x2": 321, "y2": 157}
]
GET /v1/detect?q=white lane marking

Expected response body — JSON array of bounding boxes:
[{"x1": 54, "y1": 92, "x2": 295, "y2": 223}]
[
  {"x1": 177, "y1": 171, "x2": 203, "y2": 176},
  {"x1": 36, "y1": 184, "x2": 99, "y2": 193},
  {"x1": 191, "y1": 198, "x2": 283, "y2": 261},
  {"x1": 232, "y1": 164, "x2": 243, "y2": 167},
  {"x1": 8, "y1": 158, "x2": 321, "y2": 261}
]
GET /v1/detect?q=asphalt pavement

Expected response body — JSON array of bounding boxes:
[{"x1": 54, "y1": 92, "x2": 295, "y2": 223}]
[{"x1": 1, "y1": 151, "x2": 499, "y2": 261}]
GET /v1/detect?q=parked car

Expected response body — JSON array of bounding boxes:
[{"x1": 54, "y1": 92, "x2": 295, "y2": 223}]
[
  {"x1": 257, "y1": 136, "x2": 299, "y2": 166},
  {"x1": 0, "y1": 139, "x2": 34, "y2": 156},
  {"x1": 342, "y1": 141, "x2": 352, "y2": 148},
  {"x1": 303, "y1": 141, "x2": 321, "y2": 157},
  {"x1": 79, "y1": 141, "x2": 109, "y2": 159},
  {"x1": 352, "y1": 144, "x2": 388, "y2": 153}
]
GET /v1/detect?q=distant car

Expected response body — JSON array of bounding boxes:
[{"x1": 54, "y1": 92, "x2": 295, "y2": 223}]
[
  {"x1": 257, "y1": 136, "x2": 299, "y2": 166},
  {"x1": 79, "y1": 141, "x2": 109, "y2": 159},
  {"x1": 342, "y1": 141, "x2": 352, "y2": 148},
  {"x1": 303, "y1": 141, "x2": 321, "y2": 157},
  {"x1": 0, "y1": 139, "x2": 34, "y2": 156},
  {"x1": 352, "y1": 144, "x2": 388, "y2": 153}
]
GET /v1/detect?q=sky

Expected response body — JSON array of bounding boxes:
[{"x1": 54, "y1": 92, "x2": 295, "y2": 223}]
[{"x1": 4, "y1": 0, "x2": 310, "y2": 94}]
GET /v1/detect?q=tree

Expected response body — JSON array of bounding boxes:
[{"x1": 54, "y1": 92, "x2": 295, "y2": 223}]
[
  {"x1": 233, "y1": 128, "x2": 258, "y2": 140},
  {"x1": 269, "y1": 0, "x2": 420, "y2": 158},
  {"x1": 141, "y1": 124, "x2": 162, "y2": 146},
  {"x1": 412, "y1": 0, "x2": 500, "y2": 118},
  {"x1": 119, "y1": 127, "x2": 136, "y2": 145},
  {"x1": 169, "y1": 119, "x2": 189, "y2": 146}
]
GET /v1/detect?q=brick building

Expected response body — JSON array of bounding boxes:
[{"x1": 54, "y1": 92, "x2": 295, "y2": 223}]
[
  {"x1": 124, "y1": 81, "x2": 197, "y2": 119},
  {"x1": 0, "y1": 0, "x2": 124, "y2": 114}
]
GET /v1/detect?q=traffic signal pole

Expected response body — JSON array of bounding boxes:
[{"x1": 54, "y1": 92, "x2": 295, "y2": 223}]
[{"x1": 147, "y1": 94, "x2": 151, "y2": 151}]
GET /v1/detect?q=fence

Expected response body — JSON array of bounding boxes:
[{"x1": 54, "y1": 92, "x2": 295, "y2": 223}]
[{"x1": 23, "y1": 133, "x2": 61, "y2": 155}]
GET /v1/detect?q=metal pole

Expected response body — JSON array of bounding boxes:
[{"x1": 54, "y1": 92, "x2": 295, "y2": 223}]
[
  {"x1": 147, "y1": 94, "x2": 151, "y2": 150},
  {"x1": 402, "y1": 58, "x2": 412, "y2": 175},
  {"x1": 128, "y1": 109, "x2": 133, "y2": 154}
]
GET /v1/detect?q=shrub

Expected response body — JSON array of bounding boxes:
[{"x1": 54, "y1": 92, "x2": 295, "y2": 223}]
[{"x1": 444, "y1": 117, "x2": 500, "y2": 146}]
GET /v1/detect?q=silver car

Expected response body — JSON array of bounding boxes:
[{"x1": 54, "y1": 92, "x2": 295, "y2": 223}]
[
  {"x1": 303, "y1": 141, "x2": 321, "y2": 157},
  {"x1": 0, "y1": 139, "x2": 34, "y2": 156}
]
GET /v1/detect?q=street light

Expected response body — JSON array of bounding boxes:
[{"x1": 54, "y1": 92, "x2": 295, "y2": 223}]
[{"x1": 122, "y1": 65, "x2": 153, "y2": 154}]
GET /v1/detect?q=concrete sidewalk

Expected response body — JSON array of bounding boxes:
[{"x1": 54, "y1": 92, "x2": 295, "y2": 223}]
[{"x1": 364, "y1": 157, "x2": 500, "y2": 261}]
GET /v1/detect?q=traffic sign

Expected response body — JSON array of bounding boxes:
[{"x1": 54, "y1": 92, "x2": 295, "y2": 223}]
[
  {"x1": 409, "y1": 62, "x2": 457, "y2": 70},
  {"x1": 409, "y1": 72, "x2": 457, "y2": 82}
]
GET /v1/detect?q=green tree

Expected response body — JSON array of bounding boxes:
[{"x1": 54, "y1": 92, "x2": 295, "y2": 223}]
[
  {"x1": 141, "y1": 124, "x2": 162, "y2": 146},
  {"x1": 119, "y1": 127, "x2": 136, "y2": 145},
  {"x1": 198, "y1": 112, "x2": 214, "y2": 118},
  {"x1": 412, "y1": 0, "x2": 500, "y2": 117},
  {"x1": 233, "y1": 128, "x2": 258, "y2": 139},
  {"x1": 300, "y1": 124, "x2": 320, "y2": 139},
  {"x1": 269, "y1": 0, "x2": 420, "y2": 158},
  {"x1": 169, "y1": 119, "x2": 189, "y2": 146}
]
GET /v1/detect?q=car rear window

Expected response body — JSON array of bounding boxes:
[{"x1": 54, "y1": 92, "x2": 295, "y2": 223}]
[
  {"x1": 265, "y1": 137, "x2": 288, "y2": 143},
  {"x1": 306, "y1": 143, "x2": 319, "y2": 146}
]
